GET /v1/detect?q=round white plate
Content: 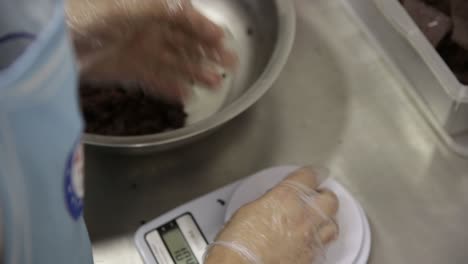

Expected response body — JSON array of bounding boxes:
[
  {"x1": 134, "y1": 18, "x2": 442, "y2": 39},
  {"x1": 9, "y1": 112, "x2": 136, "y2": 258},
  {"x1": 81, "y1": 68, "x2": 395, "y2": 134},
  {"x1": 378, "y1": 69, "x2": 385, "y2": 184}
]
[
  {"x1": 354, "y1": 204, "x2": 371, "y2": 264},
  {"x1": 225, "y1": 166, "x2": 365, "y2": 264}
]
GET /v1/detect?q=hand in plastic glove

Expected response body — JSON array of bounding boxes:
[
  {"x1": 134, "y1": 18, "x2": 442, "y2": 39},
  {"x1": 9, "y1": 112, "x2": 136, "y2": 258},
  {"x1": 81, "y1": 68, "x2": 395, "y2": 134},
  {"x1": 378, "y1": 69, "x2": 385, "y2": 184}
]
[
  {"x1": 66, "y1": 0, "x2": 237, "y2": 101},
  {"x1": 205, "y1": 167, "x2": 339, "y2": 264}
]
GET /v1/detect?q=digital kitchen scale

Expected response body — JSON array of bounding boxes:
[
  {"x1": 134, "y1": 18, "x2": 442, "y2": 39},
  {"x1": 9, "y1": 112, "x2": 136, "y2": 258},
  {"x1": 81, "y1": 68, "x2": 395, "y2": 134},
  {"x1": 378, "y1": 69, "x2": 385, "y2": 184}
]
[{"x1": 135, "y1": 166, "x2": 371, "y2": 264}]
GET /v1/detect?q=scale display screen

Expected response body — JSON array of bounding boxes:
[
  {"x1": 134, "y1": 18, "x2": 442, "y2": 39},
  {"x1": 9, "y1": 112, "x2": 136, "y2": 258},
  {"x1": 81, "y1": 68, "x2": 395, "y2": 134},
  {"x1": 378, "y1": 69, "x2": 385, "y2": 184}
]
[{"x1": 158, "y1": 219, "x2": 199, "y2": 264}]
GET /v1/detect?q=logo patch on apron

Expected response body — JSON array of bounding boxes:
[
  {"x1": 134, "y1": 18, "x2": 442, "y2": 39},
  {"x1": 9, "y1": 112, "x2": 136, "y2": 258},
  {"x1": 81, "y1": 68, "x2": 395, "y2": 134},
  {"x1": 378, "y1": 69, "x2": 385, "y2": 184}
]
[{"x1": 64, "y1": 142, "x2": 84, "y2": 220}]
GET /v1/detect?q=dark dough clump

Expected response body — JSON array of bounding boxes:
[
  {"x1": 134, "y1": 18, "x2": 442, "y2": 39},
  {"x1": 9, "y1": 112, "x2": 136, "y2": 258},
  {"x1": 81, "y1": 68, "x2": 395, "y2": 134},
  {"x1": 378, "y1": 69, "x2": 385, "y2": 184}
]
[
  {"x1": 401, "y1": 0, "x2": 452, "y2": 46},
  {"x1": 79, "y1": 82, "x2": 187, "y2": 136},
  {"x1": 400, "y1": 0, "x2": 468, "y2": 84}
]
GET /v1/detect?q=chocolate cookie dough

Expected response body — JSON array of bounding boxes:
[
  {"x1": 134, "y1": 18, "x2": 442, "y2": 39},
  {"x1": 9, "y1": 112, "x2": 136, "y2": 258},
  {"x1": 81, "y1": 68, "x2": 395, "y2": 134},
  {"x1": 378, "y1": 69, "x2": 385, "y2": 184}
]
[
  {"x1": 450, "y1": 0, "x2": 468, "y2": 50},
  {"x1": 424, "y1": 0, "x2": 451, "y2": 15},
  {"x1": 400, "y1": 0, "x2": 468, "y2": 84},
  {"x1": 402, "y1": 0, "x2": 452, "y2": 46},
  {"x1": 79, "y1": 82, "x2": 187, "y2": 136}
]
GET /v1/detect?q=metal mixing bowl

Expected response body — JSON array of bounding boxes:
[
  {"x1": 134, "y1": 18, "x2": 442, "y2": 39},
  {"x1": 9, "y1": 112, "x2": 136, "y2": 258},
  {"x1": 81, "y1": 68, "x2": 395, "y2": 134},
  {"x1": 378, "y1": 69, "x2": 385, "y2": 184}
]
[{"x1": 83, "y1": 0, "x2": 296, "y2": 151}]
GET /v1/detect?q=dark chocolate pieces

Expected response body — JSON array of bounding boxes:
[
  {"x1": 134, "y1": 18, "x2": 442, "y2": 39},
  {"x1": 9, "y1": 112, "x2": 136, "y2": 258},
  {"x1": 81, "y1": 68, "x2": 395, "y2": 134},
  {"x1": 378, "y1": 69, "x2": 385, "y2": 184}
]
[
  {"x1": 401, "y1": 0, "x2": 468, "y2": 84},
  {"x1": 403, "y1": 0, "x2": 452, "y2": 46},
  {"x1": 451, "y1": 0, "x2": 468, "y2": 50},
  {"x1": 424, "y1": 0, "x2": 451, "y2": 15},
  {"x1": 79, "y1": 82, "x2": 187, "y2": 136}
]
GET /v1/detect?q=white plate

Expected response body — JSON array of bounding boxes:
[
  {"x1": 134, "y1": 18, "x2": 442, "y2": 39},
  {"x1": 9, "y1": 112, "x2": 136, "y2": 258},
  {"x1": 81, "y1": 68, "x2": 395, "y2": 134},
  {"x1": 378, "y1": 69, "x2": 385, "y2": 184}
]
[
  {"x1": 354, "y1": 203, "x2": 371, "y2": 264},
  {"x1": 225, "y1": 166, "x2": 365, "y2": 264}
]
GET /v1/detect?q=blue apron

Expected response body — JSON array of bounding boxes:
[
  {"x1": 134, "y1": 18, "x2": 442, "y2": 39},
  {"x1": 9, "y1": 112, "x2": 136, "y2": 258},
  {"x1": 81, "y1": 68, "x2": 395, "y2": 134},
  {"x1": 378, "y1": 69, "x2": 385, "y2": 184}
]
[{"x1": 0, "y1": 0, "x2": 94, "y2": 263}]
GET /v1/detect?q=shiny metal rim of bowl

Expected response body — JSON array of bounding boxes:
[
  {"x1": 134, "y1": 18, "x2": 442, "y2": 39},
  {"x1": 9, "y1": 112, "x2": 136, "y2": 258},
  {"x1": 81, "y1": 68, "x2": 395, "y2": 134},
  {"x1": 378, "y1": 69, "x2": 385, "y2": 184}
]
[{"x1": 82, "y1": 0, "x2": 296, "y2": 149}]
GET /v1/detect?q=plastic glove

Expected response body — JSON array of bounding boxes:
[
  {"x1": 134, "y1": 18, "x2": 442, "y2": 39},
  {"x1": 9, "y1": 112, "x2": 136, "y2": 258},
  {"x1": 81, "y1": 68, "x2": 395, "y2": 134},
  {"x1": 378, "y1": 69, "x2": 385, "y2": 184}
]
[
  {"x1": 204, "y1": 167, "x2": 340, "y2": 264},
  {"x1": 66, "y1": 0, "x2": 237, "y2": 101}
]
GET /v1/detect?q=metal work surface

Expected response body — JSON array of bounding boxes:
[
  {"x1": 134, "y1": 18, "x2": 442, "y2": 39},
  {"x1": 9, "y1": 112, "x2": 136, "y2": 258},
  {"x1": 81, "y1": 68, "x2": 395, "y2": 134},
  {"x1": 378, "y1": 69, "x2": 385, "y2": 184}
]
[{"x1": 85, "y1": 0, "x2": 468, "y2": 263}]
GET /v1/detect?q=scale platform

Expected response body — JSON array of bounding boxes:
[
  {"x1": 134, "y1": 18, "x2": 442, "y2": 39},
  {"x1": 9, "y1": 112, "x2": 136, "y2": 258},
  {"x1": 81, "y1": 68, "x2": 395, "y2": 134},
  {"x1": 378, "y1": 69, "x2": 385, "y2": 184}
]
[{"x1": 135, "y1": 166, "x2": 371, "y2": 264}]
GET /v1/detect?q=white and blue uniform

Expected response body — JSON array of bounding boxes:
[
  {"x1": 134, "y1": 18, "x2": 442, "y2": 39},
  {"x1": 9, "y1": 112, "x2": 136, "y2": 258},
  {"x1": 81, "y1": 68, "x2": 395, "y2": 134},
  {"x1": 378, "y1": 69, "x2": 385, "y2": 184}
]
[{"x1": 0, "y1": 0, "x2": 93, "y2": 263}]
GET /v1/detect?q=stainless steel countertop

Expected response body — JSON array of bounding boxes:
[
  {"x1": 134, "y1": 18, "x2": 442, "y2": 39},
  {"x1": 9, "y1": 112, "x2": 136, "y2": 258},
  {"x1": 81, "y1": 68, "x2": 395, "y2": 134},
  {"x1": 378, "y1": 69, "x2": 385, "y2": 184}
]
[{"x1": 84, "y1": 0, "x2": 468, "y2": 263}]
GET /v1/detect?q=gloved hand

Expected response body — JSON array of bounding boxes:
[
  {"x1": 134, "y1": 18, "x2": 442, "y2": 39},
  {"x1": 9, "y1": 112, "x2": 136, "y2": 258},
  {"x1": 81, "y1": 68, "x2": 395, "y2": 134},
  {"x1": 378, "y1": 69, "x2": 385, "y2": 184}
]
[
  {"x1": 66, "y1": 0, "x2": 237, "y2": 101},
  {"x1": 204, "y1": 167, "x2": 340, "y2": 264}
]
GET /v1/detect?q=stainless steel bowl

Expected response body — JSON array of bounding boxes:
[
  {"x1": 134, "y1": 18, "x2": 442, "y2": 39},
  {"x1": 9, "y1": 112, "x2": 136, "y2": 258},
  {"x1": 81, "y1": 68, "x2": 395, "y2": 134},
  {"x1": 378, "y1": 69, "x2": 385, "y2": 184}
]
[{"x1": 83, "y1": 0, "x2": 296, "y2": 151}]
